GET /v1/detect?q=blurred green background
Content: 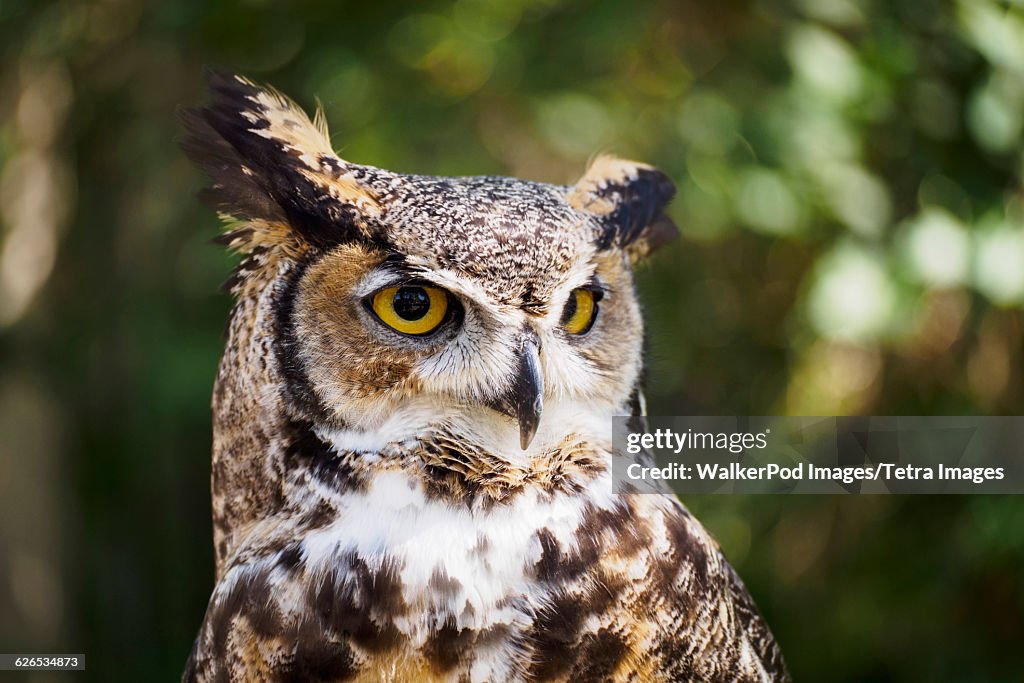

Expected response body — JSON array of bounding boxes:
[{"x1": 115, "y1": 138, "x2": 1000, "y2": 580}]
[{"x1": 1, "y1": 0, "x2": 1023, "y2": 680}]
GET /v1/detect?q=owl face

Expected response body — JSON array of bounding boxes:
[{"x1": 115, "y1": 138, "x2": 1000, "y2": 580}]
[
  {"x1": 288, "y1": 180, "x2": 645, "y2": 453},
  {"x1": 183, "y1": 72, "x2": 677, "y2": 459}
]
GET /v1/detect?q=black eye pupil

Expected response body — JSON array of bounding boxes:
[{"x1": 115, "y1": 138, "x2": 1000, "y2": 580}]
[
  {"x1": 393, "y1": 287, "x2": 431, "y2": 320},
  {"x1": 561, "y1": 292, "x2": 578, "y2": 324}
]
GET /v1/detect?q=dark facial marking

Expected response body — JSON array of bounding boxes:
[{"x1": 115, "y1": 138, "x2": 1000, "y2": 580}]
[
  {"x1": 283, "y1": 419, "x2": 367, "y2": 495},
  {"x1": 274, "y1": 258, "x2": 337, "y2": 424}
]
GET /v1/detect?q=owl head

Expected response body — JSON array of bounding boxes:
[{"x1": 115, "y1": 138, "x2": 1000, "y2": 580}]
[{"x1": 182, "y1": 71, "x2": 676, "y2": 462}]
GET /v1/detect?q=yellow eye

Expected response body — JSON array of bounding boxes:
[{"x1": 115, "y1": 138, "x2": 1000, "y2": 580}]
[
  {"x1": 370, "y1": 285, "x2": 449, "y2": 336},
  {"x1": 562, "y1": 288, "x2": 600, "y2": 335}
]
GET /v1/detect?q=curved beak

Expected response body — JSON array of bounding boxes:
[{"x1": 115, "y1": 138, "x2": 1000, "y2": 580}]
[{"x1": 490, "y1": 336, "x2": 544, "y2": 450}]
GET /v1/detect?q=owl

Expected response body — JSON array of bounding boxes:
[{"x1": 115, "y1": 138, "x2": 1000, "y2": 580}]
[{"x1": 180, "y1": 71, "x2": 788, "y2": 683}]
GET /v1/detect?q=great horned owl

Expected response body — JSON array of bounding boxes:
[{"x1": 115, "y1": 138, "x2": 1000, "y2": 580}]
[{"x1": 180, "y1": 71, "x2": 788, "y2": 682}]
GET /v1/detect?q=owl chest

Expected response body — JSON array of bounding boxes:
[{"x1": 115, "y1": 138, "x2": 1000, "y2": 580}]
[
  {"x1": 294, "y1": 470, "x2": 626, "y2": 661},
  {"x1": 208, "y1": 469, "x2": 671, "y2": 682},
  {"x1": 302, "y1": 474, "x2": 592, "y2": 615}
]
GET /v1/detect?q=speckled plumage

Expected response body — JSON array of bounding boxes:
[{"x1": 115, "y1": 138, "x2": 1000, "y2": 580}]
[{"x1": 180, "y1": 71, "x2": 788, "y2": 682}]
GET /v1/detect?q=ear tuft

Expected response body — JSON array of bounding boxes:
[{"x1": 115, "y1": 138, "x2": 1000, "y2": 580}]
[
  {"x1": 180, "y1": 69, "x2": 385, "y2": 253},
  {"x1": 568, "y1": 155, "x2": 679, "y2": 262}
]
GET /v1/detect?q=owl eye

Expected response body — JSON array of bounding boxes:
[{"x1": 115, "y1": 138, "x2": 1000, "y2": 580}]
[
  {"x1": 369, "y1": 285, "x2": 450, "y2": 336},
  {"x1": 561, "y1": 288, "x2": 601, "y2": 335}
]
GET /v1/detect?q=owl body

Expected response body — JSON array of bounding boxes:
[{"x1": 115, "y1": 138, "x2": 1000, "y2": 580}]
[{"x1": 181, "y1": 72, "x2": 788, "y2": 682}]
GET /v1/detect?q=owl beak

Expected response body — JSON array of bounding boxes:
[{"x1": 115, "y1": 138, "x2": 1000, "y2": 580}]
[
  {"x1": 490, "y1": 337, "x2": 544, "y2": 450},
  {"x1": 514, "y1": 339, "x2": 544, "y2": 450}
]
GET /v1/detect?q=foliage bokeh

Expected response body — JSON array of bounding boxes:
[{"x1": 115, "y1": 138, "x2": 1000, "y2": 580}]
[{"x1": 1, "y1": 0, "x2": 1022, "y2": 680}]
